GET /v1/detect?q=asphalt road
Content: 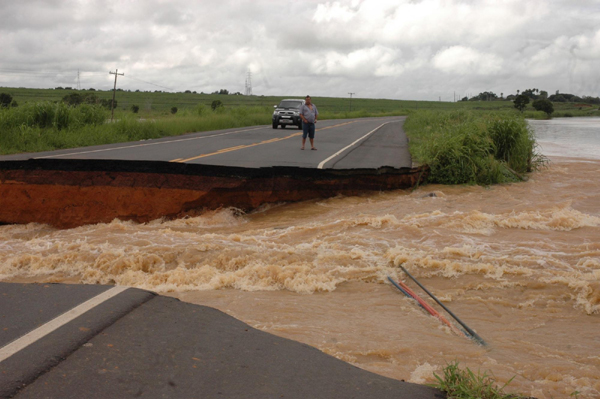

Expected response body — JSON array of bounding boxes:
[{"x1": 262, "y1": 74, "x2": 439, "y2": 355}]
[
  {"x1": 0, "y1": 283, "x2": 444, "y2": 399},
  {"x1": 0, "y1": 117, "x2": 411, "y2": 169}
]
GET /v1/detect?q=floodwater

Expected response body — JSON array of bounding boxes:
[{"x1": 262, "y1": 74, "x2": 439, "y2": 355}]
[{"x1": 1, "y1": 118, "x2": 599, "y2": 398}]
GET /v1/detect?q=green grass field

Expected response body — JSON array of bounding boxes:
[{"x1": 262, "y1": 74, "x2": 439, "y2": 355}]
[{"x1": 3, "y1": 87, "x2": 599, "y2": 117}]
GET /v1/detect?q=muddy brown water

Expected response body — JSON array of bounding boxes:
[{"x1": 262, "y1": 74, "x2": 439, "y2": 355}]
[{"x1": 1, "y1": 118, "x2": 599, "y2": 398}]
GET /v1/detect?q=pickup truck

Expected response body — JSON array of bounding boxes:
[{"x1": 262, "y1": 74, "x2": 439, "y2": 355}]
[{"x1": 272, "y1": 99, "x2": 304, "y2": 129}]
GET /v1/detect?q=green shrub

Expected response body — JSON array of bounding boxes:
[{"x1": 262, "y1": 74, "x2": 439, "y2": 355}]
[
  {"x1": 432, "y1": 361, "x2": 526, "y2": 399},
  {"x1": 131, "y1": 104, "x2": 140, "y2": 113},
  {"x1": 211, "y1": 99, "x2": 223, "y2": 111},
  {"x1": 532, "y1": 99, "x2": 554, "y2": 116},
  {"x1": 31, "y1": 102, "x2": 57, "y2": 128},
  {"x1": 404, "y1": 110, "x2": 546, "y2": 185},
  {"x1": 0, "y1": 93, "x2": 12, "y2": 108},
  {"x1": 74, "y1": 104, "x2": 108, "y2": 126},
  {"x1": 486, "y1": 115, "x2": 534, "y2": 172}
]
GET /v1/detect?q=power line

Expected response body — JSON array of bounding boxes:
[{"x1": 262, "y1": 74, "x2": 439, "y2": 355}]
[
  {"x1": 0, "y1": 68, "x2": 104, "y2": 76},
  {"x1": 124, "y1": 75, "x2": 174, "y2": 91},
  {"x1": 0, "y1": 68, "x2": 173, "y2": 91}
]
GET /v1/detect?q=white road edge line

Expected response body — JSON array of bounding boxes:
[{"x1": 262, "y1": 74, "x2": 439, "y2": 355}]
[
  {"x1": 34, "y1": 127, "x2": 265, "y2": 159},
  {"x1": 0, "y1": 286, "x2": 129, "y2": 363},
  {"x1": 317, "y1": 122, "x2": 391, "y2": 169}
]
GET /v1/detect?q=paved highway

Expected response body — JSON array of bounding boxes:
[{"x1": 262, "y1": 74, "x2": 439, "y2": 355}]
[
  {"x1": 0, "y1": 283, "x2": 442, "y2": 399},
  {"x1": 0, "y1": 117, "x2": 411, "y2": 169}
]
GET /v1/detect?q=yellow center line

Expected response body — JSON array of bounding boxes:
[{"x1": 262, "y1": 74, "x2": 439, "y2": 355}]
[{"x1": 173, "y1": 120, "x2": 358, "y2": 163}]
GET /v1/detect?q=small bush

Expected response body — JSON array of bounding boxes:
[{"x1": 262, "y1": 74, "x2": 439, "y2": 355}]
[
  {"x1": 100, "y1": 99, "x2": 115, "y2": 110},
  {"x1": 170, "y1": 106, "x2": 178, "y2": 114},
  {"x1": 0, "y1": 93, "x2": 12, "y2": 108},
  {"x1": 532, "y1": 99, "x2": 554, "y2": 116},
  {"x1": 211, "y1": 100, "x2": 223, "y2": 111},
  {"x1": 131, "y1": 104, "x2": 140, "y2": 113},
  {"x1": 432, "y1": 361, "x2": 526, "y2": 399},
  {"x1": 487, "y1": 116, "x2": 533, "y2": 171},
  {"x1": 404, "y1": 110, "x2": 546, "y2": 185}
]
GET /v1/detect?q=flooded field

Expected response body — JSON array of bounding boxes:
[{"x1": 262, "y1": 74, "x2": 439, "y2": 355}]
[{"x1": 1, "y1": 118, "x2": 599, "y2": 398}]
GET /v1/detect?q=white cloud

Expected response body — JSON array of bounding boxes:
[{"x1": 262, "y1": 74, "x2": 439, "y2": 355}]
[
  {"x1": 310, "y1": 45, "x2": 403, "y2": 77},
  {"x1": 1, "y1": 0, "x2": 600, "y2": 99},
  {"x1": 433, "y1": 46, "x2": 502, "y2": 75},
  {"x1": 571, "y1": 29, "x2": 600, "y2": 60},
  {"x1": 313, "y1": 2, "x2": 357, "y2": 23}
]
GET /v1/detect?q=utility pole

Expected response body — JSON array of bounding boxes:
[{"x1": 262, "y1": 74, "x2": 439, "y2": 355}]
[
  {"x1": 348, "y1": 92, "x2": 355, "y2": 112},
  {"x1": 77, "y1": 69, "x2": 81, "y2": 91},
  {"x1": 109, "y1": 69, "x2": 124, "y2": 122}
]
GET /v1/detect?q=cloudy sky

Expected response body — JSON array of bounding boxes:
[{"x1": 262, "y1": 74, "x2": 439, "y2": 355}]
[{"x1": 1, "y1": 0, "x2": 600, "y2": 101}]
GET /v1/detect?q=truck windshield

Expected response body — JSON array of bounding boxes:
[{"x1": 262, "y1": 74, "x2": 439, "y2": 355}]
[{"x1": 278, "y1": 101, "x2": 302, "y2": 109}]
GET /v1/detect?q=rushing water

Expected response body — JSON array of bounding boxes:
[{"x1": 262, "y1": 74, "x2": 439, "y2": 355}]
[{"x1": 1, "y1": 118, "x2": 599, "y2": 398}]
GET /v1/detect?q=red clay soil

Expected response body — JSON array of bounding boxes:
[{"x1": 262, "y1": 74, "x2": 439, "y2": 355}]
[{"x1": 0, "y1": 160, "x2": 427, "y2": 228}]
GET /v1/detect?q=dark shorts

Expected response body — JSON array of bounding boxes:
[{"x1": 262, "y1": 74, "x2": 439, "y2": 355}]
[{"x1": 302, "y1": 122, "x2": 315, "y2": 139}]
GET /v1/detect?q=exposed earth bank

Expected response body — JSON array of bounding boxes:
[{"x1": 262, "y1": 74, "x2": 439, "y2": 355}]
[{"x1": 0, "y1": 159, "x2": 427, "y2": 228}]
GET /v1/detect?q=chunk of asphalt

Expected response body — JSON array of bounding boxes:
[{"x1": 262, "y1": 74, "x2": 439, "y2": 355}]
[
  {"x1": 14, "y1": 295, "x2": 444, "y2": 399},
  {"x1": 0, "y1": 284, "x2": 155, "y2": 399},
  {"x1": 1, "y1": 283, "x2": 112, "y2": 348}
]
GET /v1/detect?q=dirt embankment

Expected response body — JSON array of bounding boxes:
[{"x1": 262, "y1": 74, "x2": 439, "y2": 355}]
[{"x1": 0, "y1": 160, "x2": 427, "y2": 228}]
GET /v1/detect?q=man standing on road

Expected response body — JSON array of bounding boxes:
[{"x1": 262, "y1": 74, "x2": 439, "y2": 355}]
[{"x1": 300, "y1": 95, "x2": 318, "y2": 150}]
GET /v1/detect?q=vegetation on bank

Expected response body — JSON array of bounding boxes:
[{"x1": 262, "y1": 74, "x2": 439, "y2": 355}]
[
  {"x1": 404, "y1": 110, "x2": 547, "y2": 185},
  {"x1": 432, "y1": 361, "x2": 530, "y2": 399}
]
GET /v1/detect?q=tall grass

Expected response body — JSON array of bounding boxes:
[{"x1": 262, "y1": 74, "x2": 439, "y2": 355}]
[
  {"x1": 0, "y1": 104, "x2": 277, "y2": 155},
  {"x1": 404, "y1": 110, "x2": 547, "y2": 185},
  {"x1": 0, "y1": 101, "x2": 106, "y2": 130},
  {"x1": 432, "y1": 361, "x2": 528, "y2": 399},
  {"x1": 0, "y1": 102, "x2": 109, "y2": 154}
]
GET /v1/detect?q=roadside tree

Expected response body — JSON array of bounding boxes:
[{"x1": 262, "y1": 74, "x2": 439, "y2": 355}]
[
  {"x1": 513, "y1": 94, "x2": 529, "y2": 112},
  {"x1": 532, "y1": 99, "x2": 554, "y2": 116}
]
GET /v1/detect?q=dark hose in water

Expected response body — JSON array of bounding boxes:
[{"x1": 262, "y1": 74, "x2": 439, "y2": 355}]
[
  {"x1": 387, "y1": 276, "x2": 413, "y2": 299},
  {"x1": 388, "y1": 276, "x2": 466, "y2": 338},
  {"x1": 399, "y1": 265, "x2": 487, "y2": 346}
]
